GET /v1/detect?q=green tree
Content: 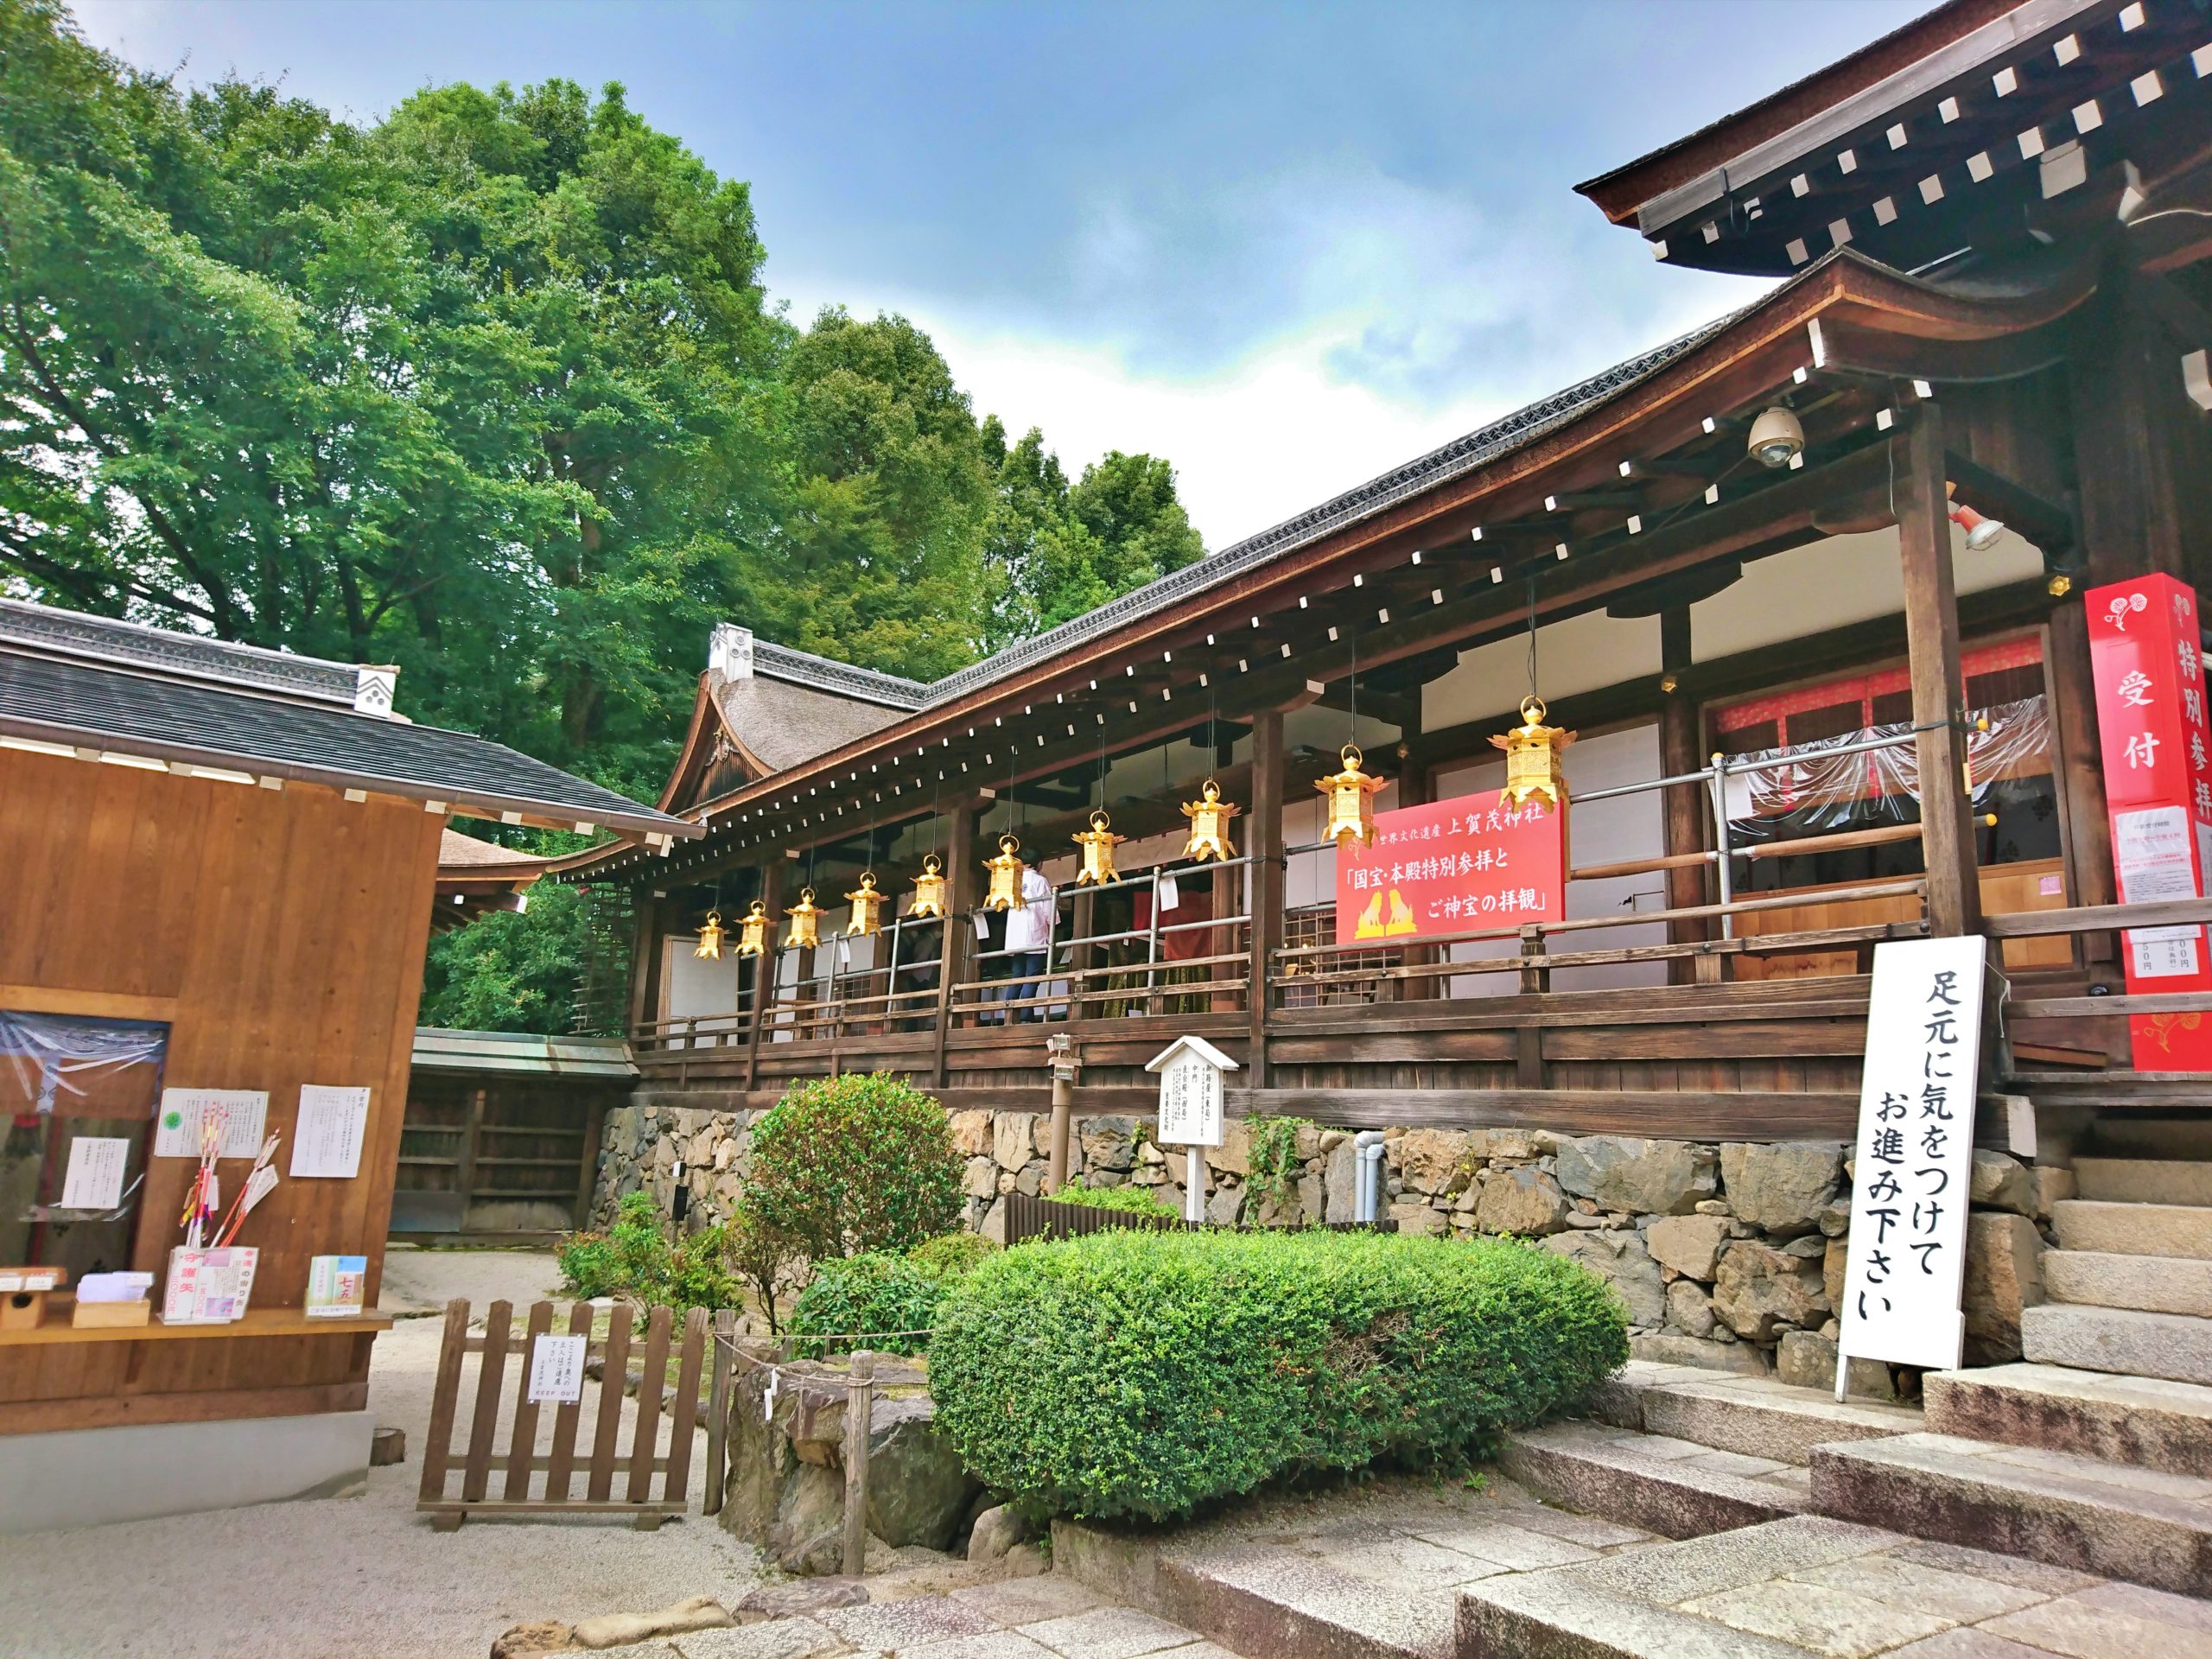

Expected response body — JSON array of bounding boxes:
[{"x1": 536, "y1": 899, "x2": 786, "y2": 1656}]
[{"x1": 418, "y1": 877, "x2": 595, "y2": 1033}]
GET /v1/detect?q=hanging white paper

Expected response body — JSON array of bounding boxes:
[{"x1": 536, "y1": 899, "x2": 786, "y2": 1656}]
[
  {"x1": 528, "y1": 1333, "x2": 589, "y2": 1404},
  {"x1": 59, "y1": 1136, "x2": 130, "y2": 1211},
  {"x1": 290, "y1": 1085, "x2": 372, "y2": 1179},
  {"x1": 2113, "y1": 805, "x2": 2203, "y2": 978},
  {"x1": 1836, "y1": 936, "x2": 1986, "y2": 1380},
  {"x1": 153, "y1": 1089, "x2": 269, "y2": 1159}
]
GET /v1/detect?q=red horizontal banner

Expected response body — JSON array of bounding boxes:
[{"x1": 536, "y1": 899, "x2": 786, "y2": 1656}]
[{"x1": 1336, "y1": 794, "x2": 1565, "y2": 944}]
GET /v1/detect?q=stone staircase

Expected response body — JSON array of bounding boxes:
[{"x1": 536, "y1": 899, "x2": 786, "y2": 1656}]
[{"x1": 2019, "y1": 1155, "x2": 2212, "y2": 1385}]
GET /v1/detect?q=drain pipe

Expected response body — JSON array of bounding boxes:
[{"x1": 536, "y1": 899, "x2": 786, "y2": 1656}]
[{"x1": 1352, "y1": 1131, "x2": 1389, "y2": 1224}]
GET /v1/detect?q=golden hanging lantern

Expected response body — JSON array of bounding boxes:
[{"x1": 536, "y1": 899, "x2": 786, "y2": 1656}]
[
  {"x1": 1180, "y1": 778, "x2": 1240, "y2": 862},
  {"x1": 693, "y1": 908, "x2": 725, "y2": 959},
  {"x1": 983, "y1": 834, "x2": 1027, "y2": 912},
  {"x1": 845, "y1": 872, "x2": 888, "y2": 937},
  {"x1": 1316, "y1": 744, "x2": 1388, "y2": 849},
  {"x1": 783, "y1": 886, "x2": 823, "y2": 950},
  {"x1": 1072, "y1": 810, "x2": 1125, "y2": 886},
  {"x1": 908, "y1": 854, "x2": 948, "y2": 918},
  {"x1": 1489, "y1": 695, "x2": 1575, "y2": 810},
  {"x1": 735, "y1": 899, "x2": 771, "y2": 958}
]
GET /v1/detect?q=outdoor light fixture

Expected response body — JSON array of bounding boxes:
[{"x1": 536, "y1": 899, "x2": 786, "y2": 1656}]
[
  {"x1": 735, "y1": 899, "x2": 771, "y2": 957},
  {"x1": 983, "y1": 834, "x2": 1026, "y2": 911},
  {"x1": 693, "y1": 908, "x2": 725, "y2": 959},
  {"x1": 783, "y1": 887, "x2": 823, "y2": 950},
  {"x1": 1747, "y1": 405, "x2": 1805, "y2": 468},
  {"x1": 908, "y1": 854, "x2": 948, "y2": 918},
  {"x1": 1180, "y1": 779, "x2": 1241, "y2": 862},
  {"x1": 844, "y1": 871, "x2": 887, "y2": 937},
  {"x1": 1071, "y1": 810, "x2": 1125, "y2": 885},
  {"x1": 1316, "y1": 745, "x2": 1387, "y2": 849},
  {"x1": 1945, "y1": 482, "x2": 2005, "y2": 551},
  {"x1": 1491, "y1": 696, "x2": 1576, "y2": 811}
]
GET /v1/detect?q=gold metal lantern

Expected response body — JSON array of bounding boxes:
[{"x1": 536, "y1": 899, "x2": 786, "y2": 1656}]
[
  {"x1": 983, "y1": 835, "x2": 1026, "y2": 912},
  {"x1": 1180, "y1": 779, "x2": 1240, "y2": 862},
  {"x1": 845, "y1": 872, "x2": 887, "y2": 937},
  {"x1": 1489, "y1": 696, "x2": 1575, "y2": 810},
  {"x1": 735, "y1": 899, "x2": 771, "y2": 958},
  {"x1": 1072, "y1": 810, "x2": 1125, "y2": 885},
  {"x1": 1316, "y1": 745, "x2": 1387, "y2": 849},
  {"x1": 908, "y1": 854, "x2": 948, "y2": 918},
  {"x1": 693, "y1": 908, "x2": 725, "y2": 959},
  {"x1": 784, "y1": 887, "x2": 823, "y2": 950}
]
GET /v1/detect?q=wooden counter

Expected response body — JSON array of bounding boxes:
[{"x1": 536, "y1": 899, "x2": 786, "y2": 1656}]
[{"x1": 0, "y1": 1306, "x2": 392, "y2": 1348}]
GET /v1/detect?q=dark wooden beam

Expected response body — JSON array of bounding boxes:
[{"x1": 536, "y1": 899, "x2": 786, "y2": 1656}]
[
  {"x1": 1659, "y1": 606, "x2": 1711, "y2": 976},
  {"x1": 1897, "y1": 407, "x2": 1981, "y2": 938}
]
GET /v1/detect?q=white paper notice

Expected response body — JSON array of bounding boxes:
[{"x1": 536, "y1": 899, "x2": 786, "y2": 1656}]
[
  {"x1": 2114, "y1": 806, "x2": 2203, "y2": 977},
  {"x1": 152, "y1": 1090, "x2": 269, "y2": 1159},
  {"x1": 290, "y1": 1085, "x2": 371, "y2": 1179},
  {"x1": 60, "y1": 1136, "x2": 130, "y2": 1210},
  {"x1": 1836, "y1": 936, "x2": 1986, "y2": 1381},
  {"x1": 528, "y1": 1333, "x2": 588, "y2": 1404}
]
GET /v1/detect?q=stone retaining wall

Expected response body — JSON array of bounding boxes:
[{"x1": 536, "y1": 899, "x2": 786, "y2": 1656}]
[{"x1": 593, "y1": 1101, "x2": 2069, "y2": 1388}]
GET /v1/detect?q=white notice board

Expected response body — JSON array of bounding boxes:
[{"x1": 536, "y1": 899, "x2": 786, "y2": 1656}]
[{"x1": 1835, "y1": 936, "x2": 1987, "y2": 1382}]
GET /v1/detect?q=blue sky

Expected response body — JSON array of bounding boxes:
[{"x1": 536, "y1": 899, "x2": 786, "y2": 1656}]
[{"x1": 75, "y1": 0, "x2": 1928, "y2": 548}]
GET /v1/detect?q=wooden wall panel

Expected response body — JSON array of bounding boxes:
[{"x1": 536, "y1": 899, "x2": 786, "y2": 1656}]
[{"x1": 0, "y1": 747, "x2": 442, "y2": 1422}]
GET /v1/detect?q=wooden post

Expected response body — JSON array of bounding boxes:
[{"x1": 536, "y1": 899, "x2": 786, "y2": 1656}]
[
  {"x1": 743, "y1": 858, "x2": 784, "y2": 1096},
  {"x1": 2042, "y1": 609, "x2": 2117, "y2": 979},
  {"x1": 574, "y1": 1092, "x2": 607, "y2": 1229},
  {"x1": 628, "y1": 892, "x2": 664, "y2": 1037},
  {"x1": 1516, "y1": 926, "x2": 1548, "y2": 1089},
  {"x1": 842, "y1": 1350, "x2": 875, "y2": 1577},
  {"x1": 455, "y1": 1086, "x2": 486, "y2": 1220},
  {"x1": 932, "y1": 801, "x2": 982, "y2": 1089},
  {"x1": 1897, "y1": 407, "x2": 1982, "y2": 938},
  {"x1": 1069, "y1": 887, "x2": 1096, "y2": 1024},
  {"x1": 1245, "y1": 711, "x2": 1285, "y2": 1088},
  {"x1": 1659, "y1": 607, "x2": 1712, "y2": 983},
  {"x1": 1394, "y1": 751, "x2": 1439, "y2": 1001}
]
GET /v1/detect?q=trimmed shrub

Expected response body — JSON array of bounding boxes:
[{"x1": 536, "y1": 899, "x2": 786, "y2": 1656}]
[
  {"x1": 746, "y1": 1073, "x2": 963, "y2": 1261},
  {"x1": 1047, "y1": 1178, "x2": 1177, "y2": 1217},
  {"x1": 908, "y1": 1230, "x2": 997, "y2": 1281},
  {"x1": 927, "y1": 1229, "x2": 1627, "y2": 1522}
]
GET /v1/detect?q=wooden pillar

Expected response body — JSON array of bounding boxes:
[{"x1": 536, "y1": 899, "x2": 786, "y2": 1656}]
[
  {"x1": 1069, "y1": 888, "x2": 1096, "y2": 1024},
  {"x1": 1897, "y1": 407, "x2": 1982, "y2": 938},
  {"x1": 1245, "y1": 711, "x2": 1285, "y2": 1087},
  {"x1": 932, "y1": 800, "x2": 982, "y2": 1088},
  {"x1": 628, "y1": 892, "x2": 665, "y2": 1036},
  {"x1": 2043, "y1": 609, "x2": 2117, "y2": 975},
  {"x1": 1394, "y1": 751, "x2": 1440, "y2": 1000},
  {"x1": 1209, "y1": 859, "x2": 1238, "y2": 1012},
  {"x1": 1659, "y1": 607, "x2": 1712, "y2": 983},
  {"x1": 742, "y1": 857, "x2": 784, "y2": 1096}
]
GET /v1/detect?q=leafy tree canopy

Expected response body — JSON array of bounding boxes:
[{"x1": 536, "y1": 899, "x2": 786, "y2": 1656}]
[{"x1": 0, "y1": 0, "x2": 1207, "y2": 1030}]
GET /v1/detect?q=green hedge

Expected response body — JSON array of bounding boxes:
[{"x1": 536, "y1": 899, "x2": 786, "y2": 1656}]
[
  {"x1": 789, "y1": 1233, "x2": 998, "y2": 1357},
  {"x1": 1047, "y1": 1177, "x2": 1177, "y2": 1217},
  {"x1": 927, "y1": 1229, "x2": 1626, "y2": 1522}
]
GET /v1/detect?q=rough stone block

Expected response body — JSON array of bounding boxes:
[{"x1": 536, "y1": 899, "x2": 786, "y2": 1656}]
[
  {"x1": 1646, "y1": 1214, "x2": 1731, "y2": 1281},
  {"x1": 1969, "y1": 1150, "x2": 2037, "y2": 1217},
  {"x1": 1774, "y1": 1330, "x2": 1898, "y2": 1402},
  {"x1": 1962, "y1": 1211, "x2": 2044, "y2": 1366},
  {"x1": 1667, "y1": 1279, "x2": 1717, "y2": 1338},
  {"x1": 1719, "y1": 1141, "x2": 1845, "y2": 1237},
  {"x1": 1556, "y1": 1136, "x2": 1718, "y2": 1217},
  {"x1": 1546, "y1": 1229, "x2": 1667, "y2": 1329},
  {"x1": 1393, "y1": 1128, "x2": 1475, "y2": 1195},
  {"x1": 1713, "y1": 1240, "x2": 1828, "y2": 1344},
  {"x1": 1473, "y1": 1164, "x2": 1569, "y2": 1236}
]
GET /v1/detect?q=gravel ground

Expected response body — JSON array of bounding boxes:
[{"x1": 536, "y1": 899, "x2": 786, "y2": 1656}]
[{"x1": 1, "y1": 1250, "x2": 766, "y2": 1659}]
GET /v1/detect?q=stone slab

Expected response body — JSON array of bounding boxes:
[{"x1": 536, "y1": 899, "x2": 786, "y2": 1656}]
[
  {"x1": 1498, "y1": 1422, "x2": 1809, "y2": 1540},
  {"x1": 2044, "y1": 1249, "x2": 2212, "y2": 1317},
  {"x1": 1808, "y1": 1431, "x2": 2212, "y2": 1597},
  {"x1": 2073, "y1": 1158, "x2": 2212, "y2": 1208},
  {"x1": 1014, "y1": 1606, "x2": 1205, "y2": 1658},
  {"x1": 671, "y1": 1626, "x2": 845, "y2": 1659},
  {"x1": 2020, "y1": 1301, "x2": 2212, "y2": 1386},
  {"x1": 2052, "y1": 1198, "x2": 2212, "y2": 1261},
  {"x1": 1924, "y1": 1361, "x2": 2212, "y2": 1475},
  {"x1": 1634, "y1": 1376, "x2": 1922, "y2": 1466}
]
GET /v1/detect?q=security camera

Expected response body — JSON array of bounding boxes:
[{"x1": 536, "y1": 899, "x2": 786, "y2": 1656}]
[{"x1": 1747, "y1": 406, "x2": 1804, "y2": 469}]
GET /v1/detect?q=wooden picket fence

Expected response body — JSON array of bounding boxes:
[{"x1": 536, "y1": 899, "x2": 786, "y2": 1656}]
[{"x1": 416, "y1": 1297, "x2": 735, "y2": 1529}]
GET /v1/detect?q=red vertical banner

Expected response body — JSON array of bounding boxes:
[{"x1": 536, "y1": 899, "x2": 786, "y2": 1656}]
[{"x1": 2085, "y1": 573, "x2": 2212, "y2": 1070}]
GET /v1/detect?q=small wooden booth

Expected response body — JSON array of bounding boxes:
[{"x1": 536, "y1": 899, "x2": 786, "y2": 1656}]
[{"x1": 0, "y1": 597, "x2": 694, "y2": 1531}]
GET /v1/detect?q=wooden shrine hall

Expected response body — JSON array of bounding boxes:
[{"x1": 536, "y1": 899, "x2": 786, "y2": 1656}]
[
  {"x1": 0, "y1": 597, "x2": 694, "y2": 1529},
  {"x1": 566, "y1": 0, "x2": 2212, "y2": 1155}
]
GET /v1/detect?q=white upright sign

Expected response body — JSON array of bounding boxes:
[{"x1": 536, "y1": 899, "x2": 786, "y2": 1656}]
[
  {"x1": 1835, "y1": 936, "x2": 1987, "y2": 1389},
  {"x1": 1146, "y1": 1035, "x2": 1239, "y2": 1225},
  {"x1": 528, "y1": 1333, "x2": 589, "y2": 1404}
]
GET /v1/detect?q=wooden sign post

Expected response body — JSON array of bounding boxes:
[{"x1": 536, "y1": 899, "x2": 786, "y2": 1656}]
[{"x1": 1147, "y1": 1036, "x2": 1237, "y2": 1225}]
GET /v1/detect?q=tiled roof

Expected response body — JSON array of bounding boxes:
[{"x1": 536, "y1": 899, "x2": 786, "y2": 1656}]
[{"x1": 0, "y1": 642, "x2": 693, "y2": 836}]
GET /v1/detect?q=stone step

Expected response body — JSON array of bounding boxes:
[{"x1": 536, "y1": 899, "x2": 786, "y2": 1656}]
[
  {"x1": 1923, "y1": 1361, "x2": 2212, "y2": 1475},
  {"x1": 1810, "y1": 1431, "x2": 2212, "y2": 1596},
  {"x1": 1592, "y1": 1361, "x2": 1921, "y2": 1467},
  {"x1": 2045, "y1": 1248, "x2": 2212, "y2": 1316},
  {"x1": 1459, "y1": 1512, "x2": 2212, "y2": 1659},
  {"x1": 2051, "y1": 1198, "x2": 2212, "y2": 1259},
  {"x1": 1497, "y1": 1422, "x2": 1809, "y2": 1541},
  {"x1": 2073, "y1": 1156, "x2": 2212, "y2": 1207},
  {"x1": 2021, "y1": 1301, "x2": 2212, "y2": 1386}
]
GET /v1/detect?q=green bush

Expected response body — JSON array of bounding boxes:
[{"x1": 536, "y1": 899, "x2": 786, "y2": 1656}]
[
  {"x1": 1047, "y1": 1178, "x2": 1177, "y2": 1217},
  {"x1": 789, "y1": 1251, "x2": 944, "y2": 1357},
  {"x1": 927, "y1": 1229, "x2": 1627, "y2": 1522},
  {"x1": 746, "y1": 1074, "x2": 963, "y2": 1262},
  {"x1": 908, "y1": 1230, "x2": 997, "y2": 1281},
  {"x1": 557, "y1": 1192, "x2": 741, "y2": 1312}
]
